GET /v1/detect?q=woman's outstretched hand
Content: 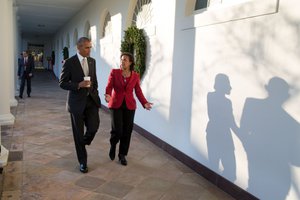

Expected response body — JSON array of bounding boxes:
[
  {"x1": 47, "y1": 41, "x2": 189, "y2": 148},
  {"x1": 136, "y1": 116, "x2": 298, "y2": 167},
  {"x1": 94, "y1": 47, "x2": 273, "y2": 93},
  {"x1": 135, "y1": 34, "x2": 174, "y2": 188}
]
[{"x1": 144, "y1": 102, "x2": 153, "y2": 110}]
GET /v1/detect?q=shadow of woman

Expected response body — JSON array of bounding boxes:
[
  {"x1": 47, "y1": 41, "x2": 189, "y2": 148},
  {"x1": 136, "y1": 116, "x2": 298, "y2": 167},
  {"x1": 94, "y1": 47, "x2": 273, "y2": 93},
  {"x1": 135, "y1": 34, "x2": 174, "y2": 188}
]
[
  {"x1": 239, "y1": 77, "x2": 300, "y2": 200},
  {"x1": 206, "y1": 73, "x2": 239, "y2": 182}
]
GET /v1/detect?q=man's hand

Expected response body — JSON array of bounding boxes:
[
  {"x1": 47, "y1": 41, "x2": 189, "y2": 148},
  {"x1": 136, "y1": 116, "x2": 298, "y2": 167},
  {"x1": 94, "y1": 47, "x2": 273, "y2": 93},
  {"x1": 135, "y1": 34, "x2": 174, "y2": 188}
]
[
  {"x1": 105, "y1": 94, "x2": 111, "y2": 103},
  {"x1": 78, "y1": 80, "x2": 91, "y2": 88}
]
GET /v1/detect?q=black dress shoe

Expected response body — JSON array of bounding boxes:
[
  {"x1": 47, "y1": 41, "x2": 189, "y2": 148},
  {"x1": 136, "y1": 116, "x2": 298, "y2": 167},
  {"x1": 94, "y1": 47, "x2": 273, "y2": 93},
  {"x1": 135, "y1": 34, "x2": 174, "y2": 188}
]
[
  {"x1": 79, "y1": 164, "x2": 88, "y2": 173},
  {"x1": 109, "y1": 145, "x2": 116, "y2": 160},
  {"x1": 19, "y1": 95, "x2": 23, "y2": 99},
  {"x1": 118, "y1": 155, "x2": 127, "y2": 166}
]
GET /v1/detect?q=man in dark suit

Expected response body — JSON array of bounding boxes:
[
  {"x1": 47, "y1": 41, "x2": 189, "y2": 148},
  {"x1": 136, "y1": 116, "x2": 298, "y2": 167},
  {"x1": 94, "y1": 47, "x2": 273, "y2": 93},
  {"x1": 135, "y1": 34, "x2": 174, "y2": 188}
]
[
  {"x1": 18, "y1": 51, "x2": 34, "y2": 98},
  {"x1": 59, "y1": 37, "x2": 101, "y2": 173}
]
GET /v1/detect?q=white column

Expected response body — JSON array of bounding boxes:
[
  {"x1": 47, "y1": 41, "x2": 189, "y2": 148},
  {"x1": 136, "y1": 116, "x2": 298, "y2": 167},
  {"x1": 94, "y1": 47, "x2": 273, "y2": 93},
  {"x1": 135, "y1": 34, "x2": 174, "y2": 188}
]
[
  {"x1": 13, "y1": 3, "x2": 21, "y2": 96},
  {"x1": 8, "y1": 0, "x2": 18, "y2": 107},
  {"x1": 0, "y1": 0, "x2": 14, "y2": 168}
]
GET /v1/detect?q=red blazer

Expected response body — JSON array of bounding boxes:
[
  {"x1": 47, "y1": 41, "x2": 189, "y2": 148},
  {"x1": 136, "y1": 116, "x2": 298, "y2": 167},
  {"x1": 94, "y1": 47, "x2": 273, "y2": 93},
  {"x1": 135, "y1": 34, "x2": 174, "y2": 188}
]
[{"x1": 105, "y1": 69, "x2": 148, "y2": 110}]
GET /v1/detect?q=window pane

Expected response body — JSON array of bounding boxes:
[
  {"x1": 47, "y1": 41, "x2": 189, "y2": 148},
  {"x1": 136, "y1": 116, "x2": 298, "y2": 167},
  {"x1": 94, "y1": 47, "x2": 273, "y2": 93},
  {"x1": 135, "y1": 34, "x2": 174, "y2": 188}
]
[{"x1": 195, "y1": 0, "x2": 208, "y2": 10}]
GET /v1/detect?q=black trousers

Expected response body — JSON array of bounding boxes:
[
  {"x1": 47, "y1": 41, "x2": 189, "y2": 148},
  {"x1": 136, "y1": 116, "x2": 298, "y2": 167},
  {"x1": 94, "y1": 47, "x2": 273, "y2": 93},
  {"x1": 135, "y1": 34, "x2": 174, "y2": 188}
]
[
  {"x1": 19, "y1": 75, "x2": 31, "y2": 96},
  {"x1": 70, "y1": 95, "x2": 100, "y2": 164},
  {"x1": 110, "y1": 101, "x2": 135, "y2": 156}
]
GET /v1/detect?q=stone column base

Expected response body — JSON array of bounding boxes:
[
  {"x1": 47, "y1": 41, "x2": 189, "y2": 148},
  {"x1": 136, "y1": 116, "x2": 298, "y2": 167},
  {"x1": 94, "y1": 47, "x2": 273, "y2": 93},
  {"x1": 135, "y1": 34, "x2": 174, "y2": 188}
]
[
  {"x1": 0, "y1": 145, "x2": 9, "y2": 167},
  {"x1": 0, "y1": 113, "x2": 15, "y2": 125},
  {"x1": 10, "y1": 98, "x2": 18, "y2": 107}
]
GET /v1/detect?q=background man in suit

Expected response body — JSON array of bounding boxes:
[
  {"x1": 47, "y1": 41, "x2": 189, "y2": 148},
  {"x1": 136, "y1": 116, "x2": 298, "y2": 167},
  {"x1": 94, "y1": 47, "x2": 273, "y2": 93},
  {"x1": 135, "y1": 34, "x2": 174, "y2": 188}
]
[
  {"x1": 18, "y1": 51, "x2": 34, "y2": 98},
  {"x1": 59, "y1": 37, "x2": 101, "y2": 173}
]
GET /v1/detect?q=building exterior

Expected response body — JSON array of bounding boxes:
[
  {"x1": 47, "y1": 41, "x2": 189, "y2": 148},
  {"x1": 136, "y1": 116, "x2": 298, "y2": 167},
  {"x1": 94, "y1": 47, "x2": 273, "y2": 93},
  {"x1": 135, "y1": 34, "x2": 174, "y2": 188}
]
[{"x1": 1, "y1": 0, "x2": 299, "y2": 199}]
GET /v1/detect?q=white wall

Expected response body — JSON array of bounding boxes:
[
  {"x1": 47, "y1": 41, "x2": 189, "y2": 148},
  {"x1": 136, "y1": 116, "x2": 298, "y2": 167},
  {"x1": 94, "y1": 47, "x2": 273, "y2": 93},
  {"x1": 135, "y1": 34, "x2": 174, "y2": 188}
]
[
  {"x1": 52, "y1": 0, "x2": 300, "y2": 199},
  {"x1": 185, "y1": 0, "x2": 300, "y2": 199}
]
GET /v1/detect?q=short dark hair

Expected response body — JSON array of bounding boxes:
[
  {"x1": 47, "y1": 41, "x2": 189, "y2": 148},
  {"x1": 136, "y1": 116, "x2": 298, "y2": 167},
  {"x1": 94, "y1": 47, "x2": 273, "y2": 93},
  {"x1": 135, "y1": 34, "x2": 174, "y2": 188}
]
[
  {"x1": 77, "y1": 37, "x2": 91, "y2": 46},
  {"x1": 120, "y1": 52, "x2": 135, "y2": 71}
]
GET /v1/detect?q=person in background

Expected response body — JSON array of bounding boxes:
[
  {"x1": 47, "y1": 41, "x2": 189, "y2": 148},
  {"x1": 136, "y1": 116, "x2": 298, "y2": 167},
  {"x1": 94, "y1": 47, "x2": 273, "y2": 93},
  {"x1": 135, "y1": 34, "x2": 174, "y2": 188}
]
[
  {"x1": 18, "y1": 50, "x2": 34, "y2": 99},
  {"x1": 59, "y1": 37, "x2": 101, "y2": 173},
  {"x1": 105, "y1": 52, "x2": 152, "y2": 166}
]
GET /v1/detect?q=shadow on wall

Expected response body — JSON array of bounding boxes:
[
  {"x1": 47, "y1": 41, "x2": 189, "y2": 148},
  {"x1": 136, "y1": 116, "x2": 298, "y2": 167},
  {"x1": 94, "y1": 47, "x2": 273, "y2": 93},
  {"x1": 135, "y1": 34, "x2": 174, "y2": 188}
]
[
  {"x1": 206, "y1": 75, "x2": 300, "y2": 200},
  {"x1": 239, "y1": 77, "x2": 300, "y2": 200},
  {"x1": 206, "y1": 74, "x2": 239, "y2": 182}
]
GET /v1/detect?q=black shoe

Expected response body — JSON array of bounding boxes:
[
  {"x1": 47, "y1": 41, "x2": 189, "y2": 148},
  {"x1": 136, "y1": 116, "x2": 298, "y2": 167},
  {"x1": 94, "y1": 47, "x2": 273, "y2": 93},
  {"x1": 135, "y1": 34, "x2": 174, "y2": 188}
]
[
  {"x1": 19, "y1": 95, "x2": 23, "y2": 99},
  {"x1": 27, "y1": 94, "x2": 31, "y2": 97},
  {"x1": 118, "y1": 155, "x2": 127, "y2": 166},
  {"x1": 109, "y1": 145, "x2": 116, "y2": 160},
  {"x1": 79, "y1": 163, "x2": 88, "y2": 173}
]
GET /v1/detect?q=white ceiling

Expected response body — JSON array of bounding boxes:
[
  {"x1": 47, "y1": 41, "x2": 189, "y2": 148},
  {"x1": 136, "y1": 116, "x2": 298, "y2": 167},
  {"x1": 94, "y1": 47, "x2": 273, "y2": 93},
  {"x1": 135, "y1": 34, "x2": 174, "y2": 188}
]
[{"x1": 16, "y1": 0, "x2": 92, "y2": 37}]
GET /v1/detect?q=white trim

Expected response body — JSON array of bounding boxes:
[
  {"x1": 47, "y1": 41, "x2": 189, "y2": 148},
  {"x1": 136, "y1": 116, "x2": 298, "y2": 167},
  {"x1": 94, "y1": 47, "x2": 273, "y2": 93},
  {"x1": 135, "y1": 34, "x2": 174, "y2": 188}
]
[
  {"x1": 10, "y1": 98, "x2": 18, "y2": 107},
  {"x1": 0, "y1": 145, "x2": 9, "y2": 167},
  {"x1": 183, "y1": 0, "x2": 279, "y2": 30},
  {"x1": 0, "y1": 113, "x2": 15, "y2": 126}
]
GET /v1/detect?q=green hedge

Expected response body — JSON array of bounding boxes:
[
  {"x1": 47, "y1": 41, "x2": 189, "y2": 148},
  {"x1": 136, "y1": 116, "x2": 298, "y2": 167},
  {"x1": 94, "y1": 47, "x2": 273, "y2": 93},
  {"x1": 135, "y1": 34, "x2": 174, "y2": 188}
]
[{"x1": 62, "y1": 47, "x2": 69, "y2": 60}]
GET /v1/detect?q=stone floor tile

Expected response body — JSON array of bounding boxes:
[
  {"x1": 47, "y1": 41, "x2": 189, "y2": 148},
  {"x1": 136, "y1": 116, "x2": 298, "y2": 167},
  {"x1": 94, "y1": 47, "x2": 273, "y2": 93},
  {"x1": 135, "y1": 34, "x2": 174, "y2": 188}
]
[
  {"x1": 42, "y1": 185, "x2": 93, "y2": 200},
  {"x1": 137, "y1": 177, "x2": 173, "y2": 192},
  {"x1": 149, "y1": 161, "x2": 183, "y2": 182},
  {"x1": 87, "y1": 162, "x2": 127, "y2": 181},
  {"x1": 22, "y1": 151, "x2": 60, "y2": 165},
  {"x1": 159, "y1": 183, "x2": 205, "y2": 200},
  {"x1": 3, "y1": 173, "x2": 22, "y2": 191},
  {"x1": 85, "y1": 192, "x2": 120, "y2": 200},
  {"x1": 95, "y1": 181, "x2": 134, "y2": 198},
  {"x1": 1, "y1": 190, "x2": 21, "y2": 200},
  {"x1": 176, "y1": 172, "x2": 213, "y2": 188},
  {"x1": 113, "y1": 163, "x2": 155, "y2": 186},
  {"x1": 74, "y1": 176, "x2": 106, "y2": 190},
  {"x1": 139, "y1": 150, "x2": 170, "y2": 168},
  {"x1": 48, "y1": 170, "x2": 83, "y2": 184},
  {"x1": 5, "y1": 161, "x2": 23, "y2": 174},
  {"x1": 123, "y1": 188, "x2": 164, "y2": 200}
]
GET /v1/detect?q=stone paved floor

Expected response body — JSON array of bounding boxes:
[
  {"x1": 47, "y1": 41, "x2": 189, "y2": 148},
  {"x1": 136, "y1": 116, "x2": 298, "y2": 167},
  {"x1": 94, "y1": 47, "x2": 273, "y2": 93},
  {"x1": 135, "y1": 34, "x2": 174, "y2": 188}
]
[{"x1": 1, "y1": 70, "x2": 234, "y2": 200}]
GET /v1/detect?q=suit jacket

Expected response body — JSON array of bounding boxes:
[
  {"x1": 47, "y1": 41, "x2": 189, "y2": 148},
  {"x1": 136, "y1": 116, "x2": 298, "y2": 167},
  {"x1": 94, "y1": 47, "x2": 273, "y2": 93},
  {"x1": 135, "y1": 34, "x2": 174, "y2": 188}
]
[
  {"x1": 59, "y1": 54, "x2": 101, "y2": 114},
  {"x1": 18, "y1": 56, "x2": 34, "y2": 77},
  {"x1": 105, "y1": 69, "x2": 148, "y2": 110}
]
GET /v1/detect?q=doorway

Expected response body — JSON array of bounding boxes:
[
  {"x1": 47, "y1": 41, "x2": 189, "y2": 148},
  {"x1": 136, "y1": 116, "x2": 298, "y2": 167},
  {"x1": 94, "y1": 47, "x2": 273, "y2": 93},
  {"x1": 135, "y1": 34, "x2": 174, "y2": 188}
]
[{"x1": 28, "y1": 43, "x2": 45, "y2": 69}]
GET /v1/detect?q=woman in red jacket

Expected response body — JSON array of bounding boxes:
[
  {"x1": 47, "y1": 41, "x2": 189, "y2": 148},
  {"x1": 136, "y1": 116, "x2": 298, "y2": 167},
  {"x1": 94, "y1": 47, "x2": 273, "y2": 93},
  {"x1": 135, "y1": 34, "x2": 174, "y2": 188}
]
[{"x1": 105, "y1": 52, "x2": 152, "y2": 165}]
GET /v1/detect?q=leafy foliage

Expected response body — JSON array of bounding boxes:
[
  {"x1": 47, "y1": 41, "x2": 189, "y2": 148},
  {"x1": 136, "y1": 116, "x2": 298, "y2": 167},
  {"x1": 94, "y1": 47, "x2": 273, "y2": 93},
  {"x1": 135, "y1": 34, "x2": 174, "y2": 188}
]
[
  {"x1": 121, "y1": 26, "x2": 146, "y2": 78},
  {"x1": 62, "y1": 47, "x2": 69, "y2": 60}
]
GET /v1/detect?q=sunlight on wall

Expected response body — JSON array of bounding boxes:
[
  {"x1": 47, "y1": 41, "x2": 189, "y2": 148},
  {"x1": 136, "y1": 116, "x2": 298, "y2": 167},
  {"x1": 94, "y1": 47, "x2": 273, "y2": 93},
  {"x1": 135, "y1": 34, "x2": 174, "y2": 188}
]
[
  {"x1": 100, "y1": 13, "x2": 122, "y2": 68},
  {"x1": 91, "y1": 25, "x2": 97, "y2": 53},
  {"x1": 189, "y1": 5, "x2": 300, "y2": 197}
]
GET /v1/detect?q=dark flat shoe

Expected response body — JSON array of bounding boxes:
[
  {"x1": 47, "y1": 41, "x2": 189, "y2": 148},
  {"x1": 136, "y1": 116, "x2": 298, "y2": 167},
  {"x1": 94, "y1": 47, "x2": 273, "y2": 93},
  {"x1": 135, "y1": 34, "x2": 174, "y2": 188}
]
[
  {"x1": 118, "y1": 155, "x2": 127, "y2": 166},
  {"x1": 79, "y1": 163, "x2": 88, "y2": 173}
]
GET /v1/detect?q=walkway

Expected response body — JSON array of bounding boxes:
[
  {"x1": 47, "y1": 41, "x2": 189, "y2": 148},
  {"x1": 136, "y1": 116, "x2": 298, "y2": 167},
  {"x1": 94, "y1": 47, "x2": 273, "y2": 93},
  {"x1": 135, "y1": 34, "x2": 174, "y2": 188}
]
[{"x1": 1, "y1": 70, "x2": 234, "y2": 200}]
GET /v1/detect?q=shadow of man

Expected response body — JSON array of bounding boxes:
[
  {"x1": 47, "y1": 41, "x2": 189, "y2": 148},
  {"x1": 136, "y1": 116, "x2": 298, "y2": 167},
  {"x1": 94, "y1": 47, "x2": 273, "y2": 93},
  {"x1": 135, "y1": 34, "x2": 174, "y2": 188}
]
[
  {"x1": 240, "y1": 77, "x2": 300, "y2": 200},
  {"x1": 206, "y1": 74, "x2": 239, "y2": 181}
]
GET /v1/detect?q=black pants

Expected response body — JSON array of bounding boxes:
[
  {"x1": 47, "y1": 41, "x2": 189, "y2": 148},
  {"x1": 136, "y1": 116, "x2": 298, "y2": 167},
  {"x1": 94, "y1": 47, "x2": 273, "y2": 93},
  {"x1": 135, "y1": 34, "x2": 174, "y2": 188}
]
[
  {"x1": 70, "y1": 96, "x2": 100, "y2": 164},
  {"x1": 19, "y1": 75, "x2": 31, "y2": 97},
  {"x1": 110, "y1": 100, "x2": 135, "y2": 156}
]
